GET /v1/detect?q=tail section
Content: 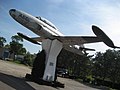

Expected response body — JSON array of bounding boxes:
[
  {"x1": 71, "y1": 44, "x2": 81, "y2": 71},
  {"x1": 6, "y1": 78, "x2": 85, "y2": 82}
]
[{"x1": 92, "y1": 25, "x2": 120, "y2": 48}]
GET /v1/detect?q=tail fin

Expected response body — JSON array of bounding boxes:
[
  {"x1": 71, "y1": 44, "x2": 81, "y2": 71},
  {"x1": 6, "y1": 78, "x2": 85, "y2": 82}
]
[{"x1": 92, "y1": 25, "x2": 120, "y2": 48}]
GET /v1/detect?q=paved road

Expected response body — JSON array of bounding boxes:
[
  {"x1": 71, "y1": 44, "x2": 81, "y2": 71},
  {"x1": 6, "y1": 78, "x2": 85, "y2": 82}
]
[{"x1": 0, "y1": 60, "x2": 101, "y2": 90}]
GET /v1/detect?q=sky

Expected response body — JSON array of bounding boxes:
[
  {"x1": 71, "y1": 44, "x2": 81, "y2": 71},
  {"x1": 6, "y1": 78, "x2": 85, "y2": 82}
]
[{"x1": 0, "y1": 0, "x2": 120, "y2": 55}]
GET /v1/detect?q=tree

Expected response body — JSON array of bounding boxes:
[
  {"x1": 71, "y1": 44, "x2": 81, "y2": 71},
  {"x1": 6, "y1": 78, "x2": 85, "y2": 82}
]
[
  {"x1": 107, "y1": 50, "x2": 120, "y2": 84},
  {"x1": 18, "y1": 47, "x2": 26, "y2": 55},
  {"x1": 10, "y1": 41, "x2": 23, "y2": 55},
  {"x1": 57, "y1": 49, "x2": 91, "y2": 77},
  {"x1": 10, "y1": 35, "x2": 26, "y2": 59},
  {"x1": 92, "y1": 49, "x2": 120, "y2": 84},
  {"x1": 0, "y1": 37, "x2": 6, "y2": 47},
  {"x1": 92, "y1": 50, "x2": 113, "y2": 81},
  {"x1": 11, "y1": 35, "x2": 23, "y2": 43},
  {"x1": 24, "y1": 52, "x2": 35, "y2": 66},
  {"x1": 4, "y1": 44, "x2": 10, "y2": 49}
]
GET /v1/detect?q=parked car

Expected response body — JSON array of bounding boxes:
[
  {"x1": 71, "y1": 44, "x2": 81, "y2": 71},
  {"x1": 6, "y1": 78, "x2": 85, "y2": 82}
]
[{"x1": 57, "y1": 68, "x2": 69, "y2": 78}]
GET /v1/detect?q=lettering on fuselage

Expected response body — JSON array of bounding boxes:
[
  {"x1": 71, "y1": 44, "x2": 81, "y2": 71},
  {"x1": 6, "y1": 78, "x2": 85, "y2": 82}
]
[
  {"x1": 19, "y1": 14, "x2": 29, "y2": 22},
  {"x1": 18, "y1": 14, "x2": 41, "y2": 34}
]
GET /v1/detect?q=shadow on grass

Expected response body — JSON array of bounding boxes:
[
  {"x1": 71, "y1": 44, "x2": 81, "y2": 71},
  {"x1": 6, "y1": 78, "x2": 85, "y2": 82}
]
[{"x1": 0, "y1": 72, "x2": 35, "y2": 90}]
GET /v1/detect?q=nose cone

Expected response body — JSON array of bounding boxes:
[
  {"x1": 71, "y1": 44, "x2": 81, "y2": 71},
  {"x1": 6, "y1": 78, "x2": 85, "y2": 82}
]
[
  {"x1": 10, "y1": 9, "x2": 16, "y2": 12},
  {"x1": 9, "y1": 9, "x2": 16, "y2": 17}
]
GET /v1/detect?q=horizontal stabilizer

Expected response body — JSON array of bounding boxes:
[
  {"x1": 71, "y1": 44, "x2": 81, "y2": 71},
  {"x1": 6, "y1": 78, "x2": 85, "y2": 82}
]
[
  {"x1": 80, "y1": 47, "x2": 95, "y2": 51},
  {"x1": 17, "y1": 33, "x2": 41, "y2": 45},
  {"x1": 92, "y1": 25, "x2": 120, "y2": 48}
]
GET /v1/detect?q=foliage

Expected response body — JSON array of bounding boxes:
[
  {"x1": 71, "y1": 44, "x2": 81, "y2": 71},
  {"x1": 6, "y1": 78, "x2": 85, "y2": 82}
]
[
  {"x1": 0, "y1": 37, "x2": 6, "y2": 47},
  {"x1": 10, "y1": 41, "x2": 23, "y2": 54},
  {"x1": 58, "y1": 48, "x2": 120, "y2": 89},
  {"x1": 11, "y1": 35, "x2": 23, "y2": 43},
  {"x1": 9, "y1": 35, "x2": 26, "y2": 58},
  {"x1": 0, "y1": 35, "x2": 34, "y2": 66},
  {"x1": 4, "y1": 44, "x2": 10, "y2": 49},
  {"x1": 57, "y1": 49, "x2": 91, "y2": 77},
  {"x1": 23, "y1": 52, "x2": 35, "y2": 66},
  {"x1": 92, "y1": 49, "x2": 120, "y2": 84},
  {"x1": 18, "y1": 47, "x2": 26, "y2": 55}
]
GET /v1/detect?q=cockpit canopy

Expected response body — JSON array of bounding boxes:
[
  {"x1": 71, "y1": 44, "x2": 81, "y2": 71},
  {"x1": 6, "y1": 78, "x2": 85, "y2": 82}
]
[{"x1": 36, "y1": 16, "x2": 57, "y2": 30}]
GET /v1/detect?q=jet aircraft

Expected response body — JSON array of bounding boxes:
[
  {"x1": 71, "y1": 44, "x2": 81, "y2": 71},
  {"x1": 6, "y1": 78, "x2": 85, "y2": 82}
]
[{"x1": 9, "y1": 9, "x2": 119, "y2": 83}]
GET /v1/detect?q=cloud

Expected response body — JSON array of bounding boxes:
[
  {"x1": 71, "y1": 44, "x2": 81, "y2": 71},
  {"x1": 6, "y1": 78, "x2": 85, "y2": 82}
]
[
  {"x1": 70, "y1": 0, "x2": 120, "y2": 54},
  {"x1": 90, "y1": 3, "x2": 120, "y2": 48},
  {"x1": 46, "y1": 0, "x2": 64, "y2": 5},
  {"x1": 48, "y1": 0, "x2": 64, "y2": 3}
]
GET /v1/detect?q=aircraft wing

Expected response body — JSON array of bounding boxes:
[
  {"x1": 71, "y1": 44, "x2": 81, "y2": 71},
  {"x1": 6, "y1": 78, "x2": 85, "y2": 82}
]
[
  {"x1": 54, "y1": 36, "x2": 101, "y2": 45},
  {"x1": 18, "y1": 25, "x2": 119, "y2": 50},
  {"x1": 17, "y1": 33, "x2": 42, "y2": 45},
  {"x1": 31, "y1": 37, "x2": 44, "y2": 42}
]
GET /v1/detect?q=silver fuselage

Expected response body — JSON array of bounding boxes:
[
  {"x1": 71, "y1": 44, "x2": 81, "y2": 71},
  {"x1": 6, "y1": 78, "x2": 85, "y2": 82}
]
[{"x1": 9, "y1": 9, "x2": 63, "y2": 38}]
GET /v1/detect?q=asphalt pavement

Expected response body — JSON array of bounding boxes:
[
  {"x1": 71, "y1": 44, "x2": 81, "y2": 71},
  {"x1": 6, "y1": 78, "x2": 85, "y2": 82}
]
[{"x1": 0, "y1": 60, "x2": 101, "y2": 90}]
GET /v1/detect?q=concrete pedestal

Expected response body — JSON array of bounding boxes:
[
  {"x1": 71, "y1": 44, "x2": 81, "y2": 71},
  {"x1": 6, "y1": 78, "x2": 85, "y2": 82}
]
[{"x1": 42, "y1": 39, "x2": 63, "y2": 82}]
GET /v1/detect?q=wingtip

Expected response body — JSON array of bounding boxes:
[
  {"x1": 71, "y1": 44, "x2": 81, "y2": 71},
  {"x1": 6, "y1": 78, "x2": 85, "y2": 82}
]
[
  {"x1": 17, "y1": 32, "x2": 41, "y2": 45},
  {"x1": 92, "y1": 25, "x2": 97, "y2": 29},
  {"x1": 114, "y1": 46, "x2": 120, "y2": 49}
]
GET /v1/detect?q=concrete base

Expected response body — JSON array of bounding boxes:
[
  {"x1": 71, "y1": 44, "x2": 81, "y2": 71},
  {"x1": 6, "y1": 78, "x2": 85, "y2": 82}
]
[
  {"x1": 25, "y1": 73, "x2": 65, "y2": 88},
  {"x1": 31, "y1": 50, "x2": 46, "y2": 79},
  {"x1": 25, "y1": 39, "x2": 63, "y2": 87}
]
